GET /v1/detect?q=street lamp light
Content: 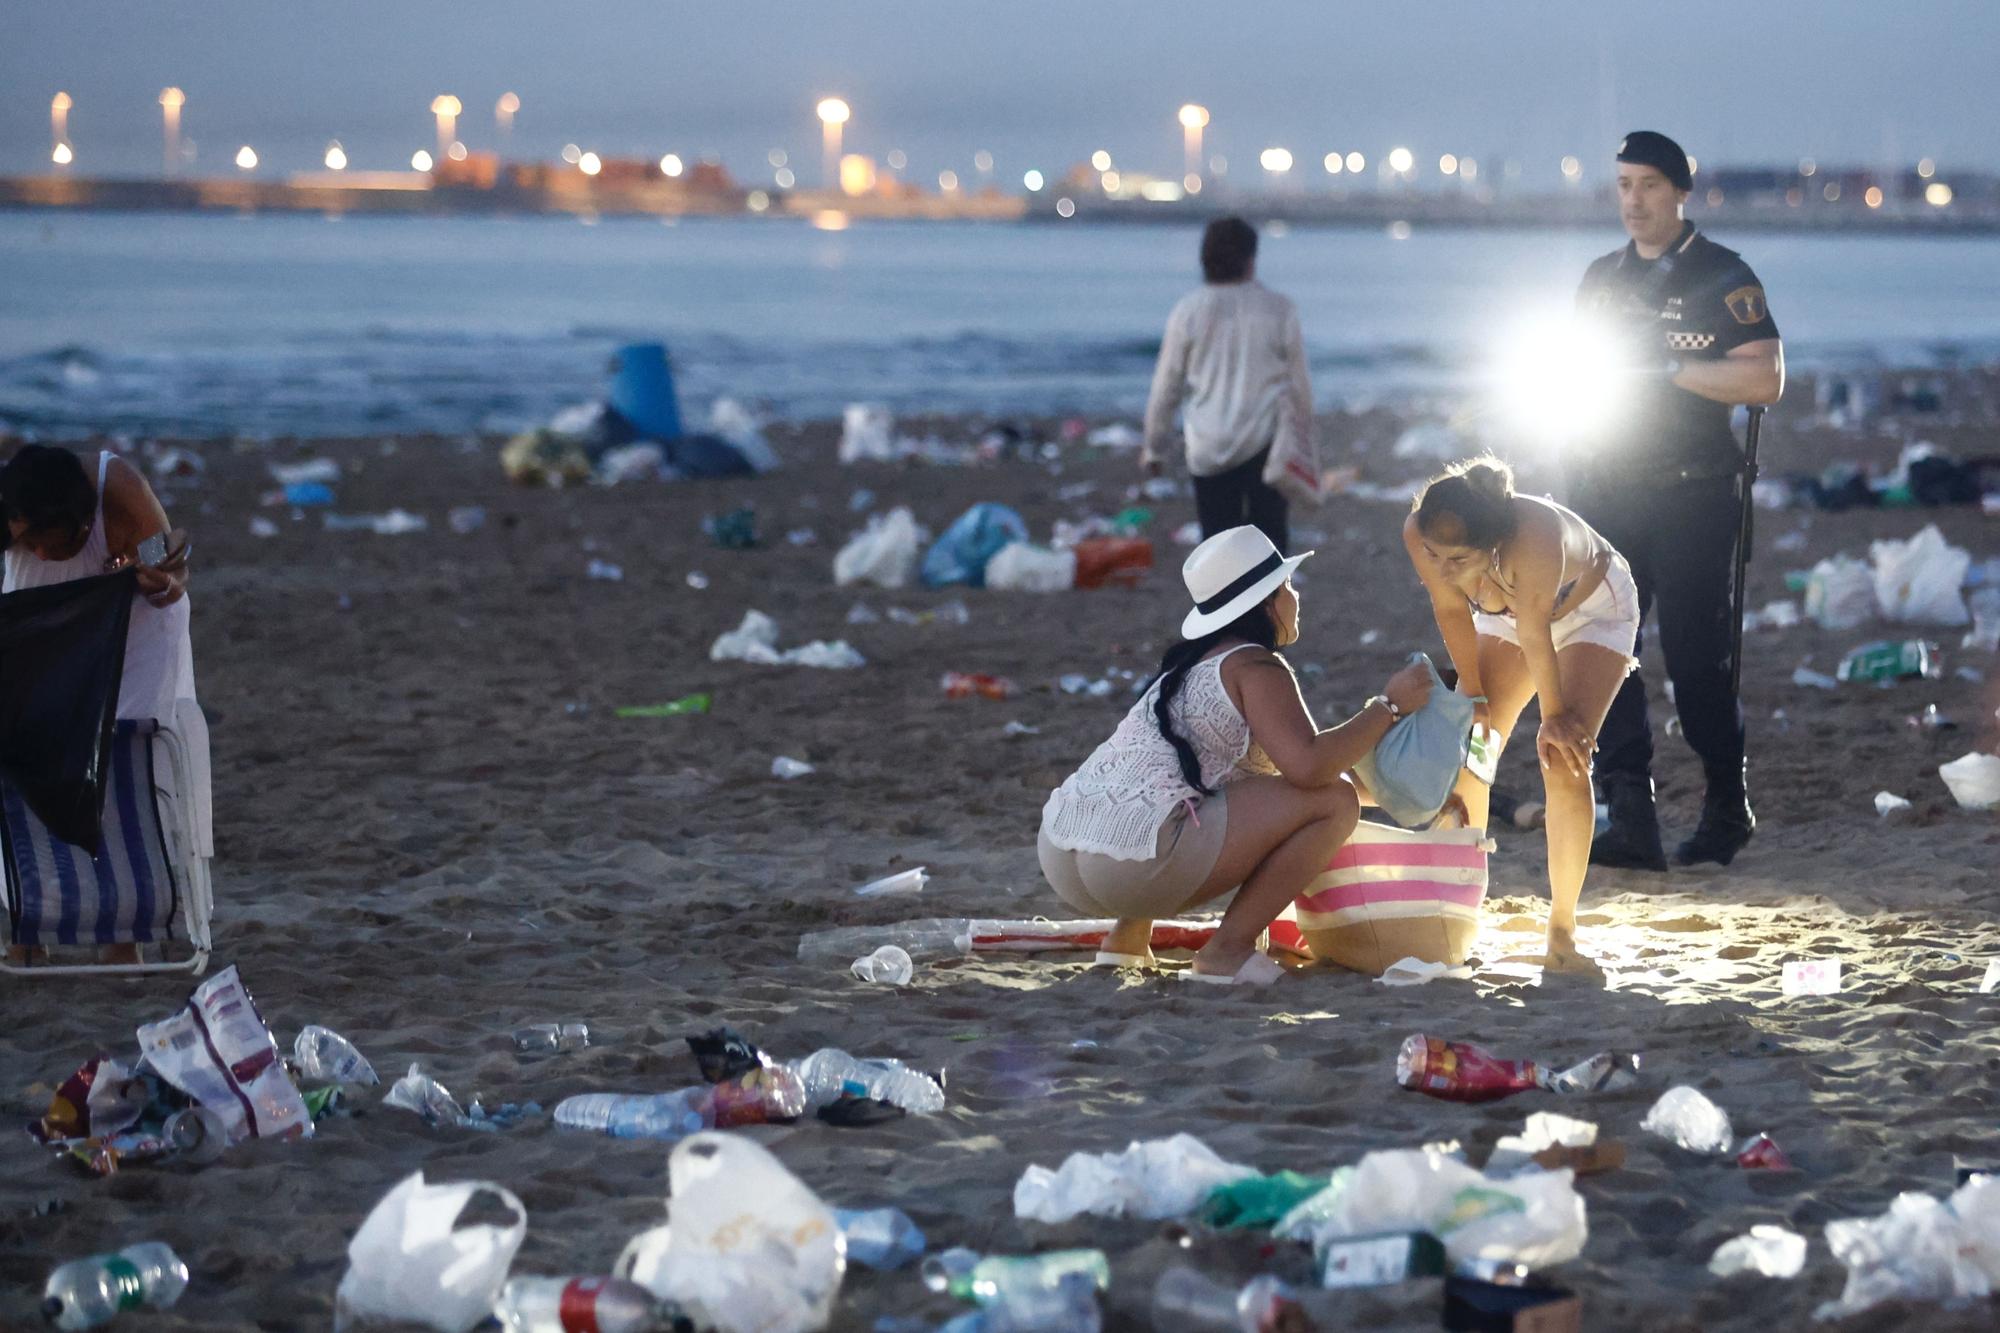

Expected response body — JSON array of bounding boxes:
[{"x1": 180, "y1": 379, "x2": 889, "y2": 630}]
[
  {"x1": 324, "y1": 141, "x2": 347, "y2": 171},
  {"x1": 50, "y1": 92, "x2": 72, "y2": 153},
  {"x1": 1178, "y1": 103, "x2": 1209, "y2": 193},
  {"x1": 496, "y1": 92, "x2": 519, "y2": 143},
  {"x1": 235, "y1": 145, "x2": 258, "y2": 172},
  {"x1": 158, "y1": 87, "x2": 185, "y2": 174},
  {"x1": 816, "y1": 97, "x2": 850, "y2": 190},
  {"x1": 430, "y1": 95, "x2": 462, "y2": 157},
  {"x1": 1387, "y1": 146, "x2": 1414, "y2": 175},
  {"x1": 1259, "y1": 146, "x2": 1293, "y2": 189},
  {"x1": 52, "y1": 143, "x2": 74, "y2": 168}
]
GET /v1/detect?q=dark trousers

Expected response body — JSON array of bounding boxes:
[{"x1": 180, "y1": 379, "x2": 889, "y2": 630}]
[
  {"x1": 1192, "y1": 448, "x2": 1289, "y2": 554},
  {"x1": 1569, "y1": 474, "x2": 1747, "y2": 801}
]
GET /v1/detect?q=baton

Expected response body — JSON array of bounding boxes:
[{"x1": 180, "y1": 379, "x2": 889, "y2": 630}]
[{"x1": 1729, "y1": 406, "x2": 1766, "y2": 698}]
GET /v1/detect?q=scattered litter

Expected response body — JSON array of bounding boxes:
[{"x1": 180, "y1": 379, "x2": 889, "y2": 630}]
[
  {"x1": 1059, "y1": 673, "x2": 1115, "y2": 697},
  {"x1": 848, "y1": 487, "x2": 875, "y2": 512},
  {"x1": 1838, "y1": 639, "x2": 1940, "y2": 682},
  {"x1": 1910, "y1": 704, "x2": 1957, "y2": 732},
  {"x1": 703, "y1": 507, "x2": 760, "y2": 550},
  {"x1": 1939, "y1": 751, "x2": 2000, "y2": 810},
  {"x1": 383, "y1": 1063, "x2": 476, "y2": 1131},
  {"x1": 771, "y1": 756, "x2": 815, "y2": 780},
  {"x1": 325, "y1": 510, "x2": 427, "y2": 535},
  {"x1": 1708, "y1": 1225, "x2": 1807, "y2": 1279},
  {"x1": 512, "y1": 1023, "x2": 590, "y2": 1054},
  {"x1": 1396, "y1": 1034, "x2": 1640, "y2": 1102},
  {"x1": 796, "y1": 920, "x2": 973, "y2": 965},
  {"x1": 834, "y1": 507, "x2": 926, "y2": 589},
  {"x1": 334, "y1": 1172, "x2": 526, "y2": 1333},
  {"x1": 284, "y1": 481, "x2": 335, "y2": 507},
  {"x1": 269, "y1": 458, "x2": 340, "y2": 486},
  {"x1": 293, "y1": 1025, "x2": 379, "y2": 1087},
  {"x1": 1791, "y1": 666, "x2": 1839, "y2": 690},
  {"x1": 586, "y1": 559, "x2": 625, "y2": 582},
  {"x1": 1197, "y1": 1170, "x2": 1334, "y2": 1231},
  {"x1": 1014, "y1": 1134, "x2": 1255, "y2": 1223},
  {"x1": 1782, "y1": 959, "x2": 1841, "y2": 996},
  {"x1": 711, "y1": 611, "x2": 865, "y2": 669},
  {"x1": 1484, "y1": 1113, "x2": 1603, "y2": 1175},
  {"x1": 1002, "y1": 721, "x2": 1040, "y2": 737},
  {"x1": 1816, "y1": 1174, "x2": 2000, "y2": 1318},
  {"x1": 44, "y1": 1241, "x2": 187, "y2": 1329},
  {"x1": 851, "y1": 946, "x2": 914, "y2": 986},
  {"x1": 941, "y1": 672, "x2": 1014, "y2": 699},
  {"x1": 1640, "y1": 1086, "x2": 1733, "y2": 1154},
  {"x1": 846, "y1": 602, "x2": 881, "y2": 625},
  {"x1": 1172, "y1": 520, "x2": 1204, "y2": 546},
  {"x1": 1804, "y1": 555, "x2": 1876, "y2": 630},
  {"x1": 247, "y1": 516, "x2": 278, "y2": 538},
  {"x1": 1981, "y1": 960, "x2": 2000, "y2": 994},
  {"x1": 787, "y1": 527, "x2": 817, "y2": 546},
  {"x1": 1376, "y1": 957, "x2": 1474, "y2": 987},
  {"x1": 446, "y1": 506, "x2": 486, "y2": 534},
  {"x1": 615, "y1": 694, "x2": 711, "y2": 718},
  {"x1": 922, "y1": 503, "x2": 1030, "y2": 588},
  {"x1": 1736, "y1": 1133, "x2": 1795, "y2": 1170},
  {"x1": 832, "y1": 1207, "x2": 925, "y2": 1270},
  {"x1": 1154, "y1": 1267, "x2": 1305, "y2": 1330},
  {"x1": 1871, "y1": 524, "x2": 1970, "y2": 626},
  {"x1": 1966, "y1": 588, "x2": 2000, "y2": 652},
  {"x1": 686, "y1": 571, "x2": 709, "y2": 590},
  {"x1": 492, "y1": 1278, "x2": 666, "y2": 1333},
  {"x1": 137, "y1": 965, "x2": 313, "y2": 1145},
  {"x1": 984, "y1": 542, "x2": 1076, "y2": 593},
  {"x1": 1086, "y1": 422, "x2": 1142, "y2": 449},
  {"x1": 854, "y1": 867, "x2": 929, "y2": 898},
  {"x1": 1360, "y1": 629, "x2": 1383, "y2": 646},
  {"x1": 1874, "y1": 791, "x2": 1912, "y2": 816},
  {"x1": 839, "y1": 402, "x2": 897, "y2": 463}
]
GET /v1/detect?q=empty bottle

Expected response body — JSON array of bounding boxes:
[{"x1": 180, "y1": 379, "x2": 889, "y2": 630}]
[
  {"x1": 938, "y1": 1272, "x2": 1101, "y2": 1333},
  {"x1": 163, "y1": 1106, "x2": 230, "y2": 1164},
  {"x1": 790, "y1": 1049, "x2": 945, "y2": 1114},
  {"x1": 513, "y1": 1023, "x2": 591, "y2": 1054},
  {"x1": 797, "y1": 919, "x2": 972, "y2": 965},
  {"x1": 292, "y1": 1025, "x2": 379, "y2": 1086},
  {"x1": 833, "y1": 1207, "x2": 926, "y2": 1269},
  {"x1": 1153, "y1": 1267, "x2": 1304, "y2": 1332},
  {"x1": 43, "y1": 1242, "x2": 188, "y2": 1330},
  {"x1": 553, "y1": 1089, "x2": 710, "y2": 1141},
  {"x1": 922, "y1": 1248, "x2": 1110, "y2": 1304},
  {"x1": 851, "y1": 946, "x2": 915, "y2": 985},
  {"x1": 494, "y1": 1275, "x2": 681, "y2": 1333}
]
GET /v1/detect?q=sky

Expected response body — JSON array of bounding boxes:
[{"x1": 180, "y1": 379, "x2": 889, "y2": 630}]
[{"x1": 6, "y1": 1, "x2": 1997, "y2": 187}]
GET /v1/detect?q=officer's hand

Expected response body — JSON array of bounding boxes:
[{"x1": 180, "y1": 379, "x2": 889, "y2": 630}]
[{"x1": 1537, "y1": 711, "x2": 1595, "y2": 779}]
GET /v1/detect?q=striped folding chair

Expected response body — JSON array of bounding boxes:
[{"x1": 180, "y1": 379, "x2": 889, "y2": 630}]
[
  {"x1": 1292, "y1": 821, "x2": 1492, "y2": 977},
  {"x1": 1, "y1": 718, "x2": 212, "y2": 975}
]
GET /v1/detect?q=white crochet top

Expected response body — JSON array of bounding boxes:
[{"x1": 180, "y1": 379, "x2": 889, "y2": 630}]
[{"x1": 1042, "y1": 645, "x2": 1277, "y2": 861}]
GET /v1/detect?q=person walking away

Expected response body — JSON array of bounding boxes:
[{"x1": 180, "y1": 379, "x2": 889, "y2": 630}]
[
  {"x1": 1567, "y1": 131, "x2": 1784, "y2": 871},
  {"x1": 1142, "y1": 216, "x2": 1314, "y2": 554}
]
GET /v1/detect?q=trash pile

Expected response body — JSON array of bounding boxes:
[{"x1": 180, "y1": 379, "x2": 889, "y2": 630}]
[
  {"x1": 1766, "y1": 439, "x2": 2000, "y2": 512},
  {"x1": 710, "y1": 610, "x2": 865, "y2": 670},
  {"x1": 1799, "y1": 524, "x2": 1988, "y2": 632},
  {"x1": 833, "y1": 501, "x2": 1153, "y2": 595}
]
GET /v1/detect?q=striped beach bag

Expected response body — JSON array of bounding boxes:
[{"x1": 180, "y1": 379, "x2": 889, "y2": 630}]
[{"x1": 1293, "y1": 821, "x2": 1491, "y2": 976}]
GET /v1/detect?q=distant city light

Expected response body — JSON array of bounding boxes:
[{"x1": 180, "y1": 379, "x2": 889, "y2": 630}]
[
  {"x1": 1179, "y1": 105, "x2": 1209, "y2": 191},
  {"x1": 815, "y1": 98, "x2": 850, "y2": 126},
  {"x1": 1925, "y1": 182, "x2": 1953, "y2": 207},
  {"x1": 430, "y1": 95, "x2": 461, "y2": 156},
  {"x1": 1100, "y1": 169, "x2": 1120, "y2": 191},
  {"x1": 887, "y1": 149, "x2": 908, "y2": 170},
  {"x1": 1799, "y1": 157, "x2": 1817, "y2": 177},
  {"x1": 1178, "y1": 104, "x2": 1210, "y2": 130},
  {"x1": 748, "y1": 190, "x2": 771, "y2": 213},
  {"x1": 578, "y1": 151, "x2": 602, "y2": 176},
  {"x1": 51, "y1": 91, "x2": 72, "y2": 113},
  {"x1": 1785, "y1": 187, "x2": 1803, "y2": 207},
  {"x1": 1823, "y1": 181, "x2": 1840, "y2": 201},
  {"x1": 159, "y1": 88, "x2": 185, "y2": 175},
  {"x1": 939, "y1": 169, "x2": 960, "y2": 191},
  {"x1": 1324, "y1": 152, "x2": 1343, "y2": 175},
  {"x1": 974, "y1": 149, "x2": 994, "y2": 173},
  {"x1": 768, "y1": 148, "x2": 788, "y2": 168},
  {"x1": 1345, "y1": 151, "x2": 1364, "y2": 173},
  {"x1": 1439, "y1": 153, "x2": 1458, "y2": 175},
  {"x1": 411, "y1": 149, "x2": 433, "y2": 171},
  {"x1": 1388, "y1": 220, "x2": 1413, "y2": 240},
  {"x1": 818, "y1": 98, "x2": 851, "y2": 190},
  {"x1": 659, "y1": 153, "x2": 683, "y2": 177},
  {"x1": 50, "y1": 91, "x2": 71, "y2": 152},
  {"x1": 1259, "y1": 147, "x2": 1293, "y2": 173},
  {"x1": 1387, "y1": 146, "x2": 1414, "y2": 174},
  {"x1": 1209, "y1": 154, "x2": 1227, "y2": 175},
  {"x1": 1917, "y1": 157, "x2": 1936, "y2": 179},
  {"x1": 1141, "y1": 180, "x2": 1185, "y2": 202},
  {"x1": 1687, "y1": 155, "x2": 1698, "y2": 174},
  {"x1": 1055, "y1": 196, "x2": 1076, "y2": 218},
  {"x1": 774, "y1": 167, "x2": 795, "y2": 188},
  {"x1": 1560, "y1": 155, "x2": 1582, "y2": 180},
  {"x1": 52, "y1": 142, "x2": 73, "y2": 166},
  {"x1": 1023, "y1": 169, "x2": 1045, "y2": 191},
  {"x1": 158, "y1": 87, "x2": 184, "y2": 109},
  {"x1": 447, "y1": 141, "x2": 468, "y2": 161},
  {"x1": 235, "y1": 145, "x2": 258, "y2": 171},
  {"x1": 497, "y1": 92, "x2": 521, "y2": 117},
  {"x1": 324, "y1": 141, "x2": 347, "y2": 171},
  {"x1": 1090, "y1": 149, "x2": 1112, "y2": 172},
  {"x1": 561, "y1": 143, "x2": 582, "y2": 164},
  {"x1": 1461, "y1": 158, "x2": 1478, "y2": 180},
  {"x1": 839, "y1": 154, "x2": 876, "y2": 195},
  {"x1": 810, "y1": 208, "x2": 846, "y2": 230},
  {"x1": 1864, "y1": 186, "x2": 1885, "y2": 208},
  {"x1": 1706, "y1": 187, "x2": 1724, "y2": 206},
  {"x1": 1184, "y1": 173, "x2": 1202, "y2": 193}
]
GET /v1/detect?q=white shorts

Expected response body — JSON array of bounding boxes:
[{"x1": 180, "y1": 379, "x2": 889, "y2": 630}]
[{"x1": 1473, "y1": 556, "x2": 1641, "y2": 673}]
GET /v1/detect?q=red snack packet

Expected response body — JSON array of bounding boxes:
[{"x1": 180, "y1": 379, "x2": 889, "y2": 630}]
[
  {"x1": 1072, "y1": 537, "x2": 1154, "y2": 589},
  {"x1": 1736, "y1": 1133, "x2": 1794, "y2": 1170},
  {"x1": 1396, "y1": 1034, "x2": 1543, "y2": 1103},
  {"x1": 940, "y1": 672, "x2": 1014, "y2": 700}
]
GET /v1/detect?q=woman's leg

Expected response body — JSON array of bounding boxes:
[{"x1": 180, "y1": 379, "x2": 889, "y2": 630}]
[
  {"x1": 1541, "y1": 643, "x2": 1632, "y2": 971},
  {"x1": 1453, "y1": 636, "x2": 1536, "y2": 831},
  {"x1": 1179, "y1": 775, "x2": 1360, "y2": 976}
]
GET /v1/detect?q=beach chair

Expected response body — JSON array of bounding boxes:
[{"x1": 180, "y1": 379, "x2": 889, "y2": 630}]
[{"x1": 0, "y1": 718, "x2": 213, "y2": 976}]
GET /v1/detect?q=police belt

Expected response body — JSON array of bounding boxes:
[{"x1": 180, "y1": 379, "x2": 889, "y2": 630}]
[{"x1": 1575, "y1": 460, "x2": 1744, "y2": 489}]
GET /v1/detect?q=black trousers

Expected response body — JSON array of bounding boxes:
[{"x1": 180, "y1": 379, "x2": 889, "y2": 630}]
[
  {"x1": 1192, "y1": 448, "x2": 1289, "y2": 554},
  {"x1": 1569, "y1": 474, "x2": 1746, "y2": 801}
]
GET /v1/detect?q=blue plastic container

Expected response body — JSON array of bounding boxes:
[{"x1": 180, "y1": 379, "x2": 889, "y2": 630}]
[{"x1": 608, "y1": 343, "x2": 684, "y2": 443}]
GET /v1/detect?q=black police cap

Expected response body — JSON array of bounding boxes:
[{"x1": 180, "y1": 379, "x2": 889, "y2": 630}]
[{"x1": 1616, "y1": 130, "x2": 1693, "y2": 192}]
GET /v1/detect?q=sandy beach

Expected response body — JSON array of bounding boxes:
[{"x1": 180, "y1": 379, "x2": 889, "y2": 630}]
[{"x1": 2, "y1": 387, "x2": 1998, "y2": 1332}]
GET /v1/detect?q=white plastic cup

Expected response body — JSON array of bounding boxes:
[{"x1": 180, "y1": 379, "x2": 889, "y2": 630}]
[
  {"x1": 854, "y1": 867, "x2": 928, "y2": 898},
  {"x1": 851, "y1": 946, "x2": 914, "y2": 985}
]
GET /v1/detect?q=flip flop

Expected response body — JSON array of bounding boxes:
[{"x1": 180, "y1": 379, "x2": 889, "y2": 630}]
[
  {"x1": 1182, "y1": 953, "x2": 1286, "y2": 986},
  {"x1": 1091, "y1": 951, "x2": 1157, "y2": 969}
]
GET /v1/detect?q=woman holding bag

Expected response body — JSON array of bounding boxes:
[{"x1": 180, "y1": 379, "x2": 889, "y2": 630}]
[{"x1": 1402, "y1": 457, "x2": 1639, "y2": 975}]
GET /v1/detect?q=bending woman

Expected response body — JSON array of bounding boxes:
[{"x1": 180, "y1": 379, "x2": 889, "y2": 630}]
[
  {"x1": 1039, "y1": 526, "x2": 1435, "y2": 984},
  {"x1": 1402, "y1": 457, "x2": 1638, "y2": 973}
]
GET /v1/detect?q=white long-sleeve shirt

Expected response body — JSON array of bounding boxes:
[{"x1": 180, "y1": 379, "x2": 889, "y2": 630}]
[{"x1": 1142, "y1": 279, "x2": 1314, "y2": 478}]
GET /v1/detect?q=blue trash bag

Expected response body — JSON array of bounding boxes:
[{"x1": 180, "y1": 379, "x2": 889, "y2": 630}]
[
  {"x1": 607, "y1": 343, "x2": 684, "y2": 443},
  {"x1": 920, "y1": 503, "x2": 1030, "y2": 588},
  {"x1": 1352, "y1": 652, "x2": 1477, "y2": 828}
]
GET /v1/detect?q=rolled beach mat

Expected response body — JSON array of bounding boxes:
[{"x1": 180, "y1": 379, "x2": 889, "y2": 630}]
[{"x1": 1293, "y1": 821, "x2": 1492, "y2": 975}]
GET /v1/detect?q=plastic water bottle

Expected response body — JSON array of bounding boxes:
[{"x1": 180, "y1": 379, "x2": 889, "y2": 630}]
[
  {"x1": 922, "y1": 1248, "x2": 1110, "y2": 1304},
  {"x1": 790, "y1": 1049, "x2": 945, "y2": 1113},
  {"x1": 796, "y1": 920, "x2": 972, "y2": 965},
  {"x1": 833, "y1": 1207, "x2": 926, "y2": 1269},
  {"x1": 1153, "y1": 1267, "x2": 1302, "y2": 1332},
  {"x1": 42, "y1": 1242, "x2": 189, "y2": 1330},
  {"x1": 493, "y1": 1275, "x2": 674, "y2": 1333},
  {"x1": 513, "y1": 1022, "x2": 591, "y2": 1054},
  {"x1": 553, "y1": 1089, "x2": 709, "y2": 1141},
  {"x1": 292, "y1": 1025, "x2": 379, "y2": 1086},
  {"x1": 938, "y1": 1273, "x2": 1101, "y2": 1332}
]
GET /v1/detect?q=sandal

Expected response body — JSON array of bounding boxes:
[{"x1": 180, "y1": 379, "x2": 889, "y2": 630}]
[
  {"x1": 1182, "y1": 953, "x2": 1286, "y2": 986},
  {"x1": 1091, "y1": 950, "x2": 1157, "y2": 969}
]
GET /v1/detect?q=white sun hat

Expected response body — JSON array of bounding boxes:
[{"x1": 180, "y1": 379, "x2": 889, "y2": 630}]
[{"x1": 1180, "y1": 526, "x2": 1313, "y2": 639}]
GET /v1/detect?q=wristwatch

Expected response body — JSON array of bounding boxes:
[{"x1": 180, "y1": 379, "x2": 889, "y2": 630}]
[{"x1": 1367, "y1": 694, "x2": 1404, "y2": 720}]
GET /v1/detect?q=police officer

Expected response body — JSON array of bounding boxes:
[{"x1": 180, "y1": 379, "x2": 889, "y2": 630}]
[{"x1": 1570, "y1": 131, "x2": 1785, "y2": 871}]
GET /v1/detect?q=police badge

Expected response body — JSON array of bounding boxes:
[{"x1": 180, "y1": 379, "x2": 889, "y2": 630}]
[{"x1": 1724, "y1": 285, "x2": 1767, "y2": 325}]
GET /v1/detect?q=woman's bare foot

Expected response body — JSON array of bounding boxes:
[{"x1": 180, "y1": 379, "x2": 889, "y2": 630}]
[
  {"x1": 1543, "y1": 925, "x2": 1603, "y2": 979},
  {"x1": 1102, "y1": 918, "x2": 1156, "y2": 964}
]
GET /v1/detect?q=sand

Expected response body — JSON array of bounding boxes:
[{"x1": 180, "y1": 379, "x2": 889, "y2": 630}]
[{"x1": 2, "y1": 395, "x2": 1998, "y2": 1332}]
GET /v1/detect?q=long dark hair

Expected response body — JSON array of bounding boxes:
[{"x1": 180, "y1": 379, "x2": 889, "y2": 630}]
[
  {"x1": 0, "y1": 445, "x2": 95, "y2": 554},
  {"x1": 1150, "y1": 598, "x2": 1282, "y2": 796},
  {"x1": 1413, "y1": 454, "x2": 1518, "y2": 550}
]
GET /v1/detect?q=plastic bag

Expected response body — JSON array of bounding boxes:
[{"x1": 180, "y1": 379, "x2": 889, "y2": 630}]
[
  {"x1": 1352, "y1": 654, "x2": 1476, "y2": 829},
  {"x1": 618, "y1": 1132, "x2": 843, "y2": 1333},
  {"x1": 1013, "y1": 1133, "x2": 1256, "y2": 1223},
  {"x1": 1709, "y1": 1225, "x2": 1807, "y2": 1279},
  {"x1": 1197, "y1": 1170, "x2": 1331, "y2": 1230},
  {"x1": 839, "y1": 403, "x2": 896, "y2": 464},
  {"x1": 135, "y1": 965, "x2": 313, "y2": 1145},
  {"x1": 921, "y1": 503, "x2": 1030, "y2": 588},
  {"x1": 985, "y1": 543, "x2": 1076, "y2": 593},
  {"x1": 0, "y1": 569, "x2": 136, "y2": 849},
  {"x1": 1264, "y1": 399, "x2": 1325, "y2": 506},
  {"x1": 1939, "y1": 752, "x2": 2000, "y2": 811},
  {"x1": 334, "y1": 1171, "x2": 526, "y2": 1333},
  {"x1": 1871, "y1": 524, "x2": 1970, "y2": 626},
  {"x1": 834, "y1": 507, "x2": 924, "y2": 589},
  {"x1": 1640, "y1": 1086, "x2": 1733, "y2": 1154},
  {"x1": 1816, "y1": 1176, "x2": 2000, "y2": 1318},
  {"x1": 1803, "y1": 555, "x2": 1875, "y2": 630}
]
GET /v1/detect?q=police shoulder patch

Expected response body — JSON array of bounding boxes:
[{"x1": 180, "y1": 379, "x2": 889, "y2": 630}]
[{"x1": 1724, "y1": 285, "x2": 1768, "y2": 325}]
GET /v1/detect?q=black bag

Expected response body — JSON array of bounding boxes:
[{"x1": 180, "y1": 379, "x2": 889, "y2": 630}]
[{"x1": 0, "y1": 570, "x2": 135, "y2": 850}]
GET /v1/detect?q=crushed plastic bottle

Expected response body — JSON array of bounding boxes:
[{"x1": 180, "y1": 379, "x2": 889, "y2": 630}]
[
  {"x1": 833, "y1": 1207, "x2": 926, "y2": 1269},
  {"x1": 587, "y1": 559, "x2": 625, "y2": 582},
  {"x1": 1708, "y1": 1225, "x2": 1807, "y2": 1279},
  {"x1": 293, "y1": 1025, "x2": 380, "y2": 1086},
  {"x1": 851, "y1": 946, "x2": 915, "y2": 985},
  {"x1": 43, "y1": 1242, "x2": 188, "y2": 1330},
  {"x1": 163, "y1": 1106, "x2": 231, "y2": 1165},
  {"x1": 922, "y1": 1248, "x2": 1110, "y2": 1304},
  {"x1": 555, "y1": 1063, "x2": 805, "y2": 1140},
  {"x1": 1837, "y1": 639, "x2": 1940, "y2": 682},
  {"x1": 938, "y1": 1272, "x2": 1101, "y2": 1333},
  {"x1": 384, "y1": 1063, "x2": 476, "y2": 1129},
  {"x1": 1640, "y1": 1086, "x2": 1735, "y2": 1154},
  {"x1": 513, "y1": 1023, "x2": 591, "y2": 1054},
  {"x1": 790, "y1": 1049, "x2": 945, "y2": 1113},
  {"x1": 494, "y1": 1276, "x2": 681, "y2": 1333},
  {"x1": 1396, "y1": 1034, "x2": 1641, "y2": 1102},
  {"x1": 797, "y1": 920, "x2": 972, "y2": 965},
  {"x1": 1152, "y1": 1267, "x2": 1306, "y2": 1331},
  {"x1": 854, "y1": 867, "x2": 929, "y2": 898},
  {"x1": 771, "y1": 756, "x2": 816, "y2": 780}
]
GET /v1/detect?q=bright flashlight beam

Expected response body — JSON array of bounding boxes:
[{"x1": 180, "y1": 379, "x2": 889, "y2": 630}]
[{"x1": 1491, "y1": 311, "x2": 1638, "y2": 446}]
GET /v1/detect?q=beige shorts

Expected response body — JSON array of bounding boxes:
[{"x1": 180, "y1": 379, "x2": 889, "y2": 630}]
[
  {"x1": 1038, "y1": 790, "x2": 1230, "y2": 919},
  {"x1": 1472, "y1": 555, "x2": 1641, "y2": 673}
]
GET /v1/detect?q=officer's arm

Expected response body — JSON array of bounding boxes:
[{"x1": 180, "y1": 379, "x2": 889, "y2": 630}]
[{"x1": 1670, "y1": 338, "x2": 1784, "y2": 407}]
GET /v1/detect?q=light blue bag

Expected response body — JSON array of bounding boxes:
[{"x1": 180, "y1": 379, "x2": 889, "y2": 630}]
[
  {"x1": 920, "y1": 502, "x2": 1030, "y2": 588},
  {"x1": 1352, "y1": 652, "x2": 1476, "y2": 828}
]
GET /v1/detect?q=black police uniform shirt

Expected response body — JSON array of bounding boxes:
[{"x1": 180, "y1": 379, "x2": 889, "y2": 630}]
[{"x1": 1575, "y1": 220, "x2": 1780, "y2": 481}]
